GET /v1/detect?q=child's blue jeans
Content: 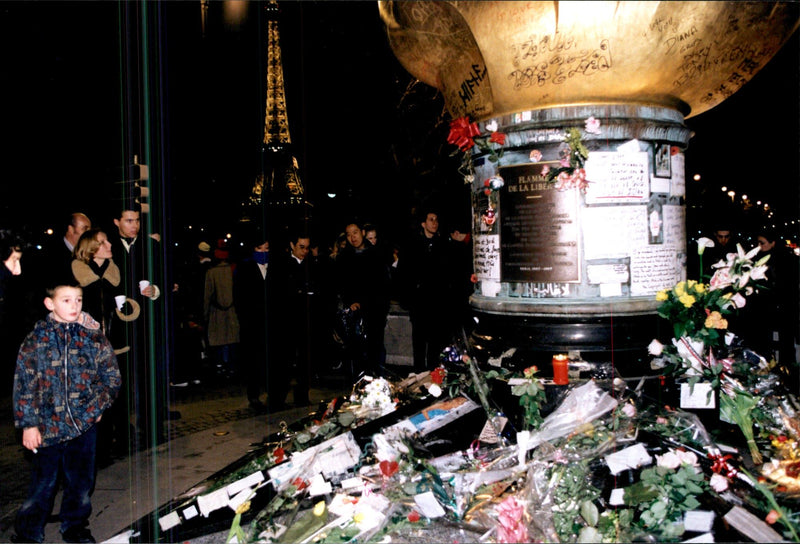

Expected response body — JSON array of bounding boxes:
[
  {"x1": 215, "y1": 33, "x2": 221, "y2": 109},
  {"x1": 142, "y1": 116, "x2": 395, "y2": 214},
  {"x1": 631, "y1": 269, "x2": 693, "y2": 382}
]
[{"x1": 15, "y1": 425, "x2": 97, "y2": 542}]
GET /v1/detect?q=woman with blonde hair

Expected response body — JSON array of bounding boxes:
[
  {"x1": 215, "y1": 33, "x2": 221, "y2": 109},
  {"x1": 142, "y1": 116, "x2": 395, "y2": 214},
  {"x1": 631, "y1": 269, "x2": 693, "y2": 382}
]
[{"x1": 72, "y1": 228, "x2": 138, "y2": 463}]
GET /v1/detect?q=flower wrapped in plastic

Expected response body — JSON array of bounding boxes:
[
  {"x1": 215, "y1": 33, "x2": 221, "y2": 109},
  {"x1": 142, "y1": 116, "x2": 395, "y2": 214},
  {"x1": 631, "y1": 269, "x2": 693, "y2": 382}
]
[{"x1": 350, "y1": 375, "x2": 397, "y2": 419}]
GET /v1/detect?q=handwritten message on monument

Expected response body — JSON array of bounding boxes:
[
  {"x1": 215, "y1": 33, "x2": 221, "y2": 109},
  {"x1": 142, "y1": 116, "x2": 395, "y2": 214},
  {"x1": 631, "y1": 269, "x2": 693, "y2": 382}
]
[
  {"x1": 584, "y1": 151, "x2": 649, "y2": 204},
  {"x1": 474, "y1": 234, "x2": 500, "y2": 280}
]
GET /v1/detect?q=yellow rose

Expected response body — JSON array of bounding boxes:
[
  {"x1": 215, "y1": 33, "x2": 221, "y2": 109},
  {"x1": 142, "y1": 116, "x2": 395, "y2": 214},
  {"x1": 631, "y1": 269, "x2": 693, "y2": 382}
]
[
  {"x1": 679, "y1": 293, "x2": 696, "y2": 308},
  {"x1": 704, "y1": 311, "x2": 728, "y2": 329},
  {"x1": 674, "y1": 282, "x2": 686, "y2": 296},
  {"x1": 656, "y1": 290, "x2": 668, "y2": 301},
  {"x1": 687, "y1": 280, "x2": 697, "y2": 289},
  {"x1": 695, "y1": 283, "x2": 706, "y2": 293}
]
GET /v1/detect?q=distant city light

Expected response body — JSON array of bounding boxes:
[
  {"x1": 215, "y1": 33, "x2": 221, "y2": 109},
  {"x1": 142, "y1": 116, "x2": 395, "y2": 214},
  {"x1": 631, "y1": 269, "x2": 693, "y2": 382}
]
[
  {"x1": 45, "y1": 228, "x2": 53, "y2": 235},
  {"x1": 721, "y1": 186, "x2": 727, "y2": 192},
  {"x1": 693, "y1": 174, "x2": 701, "y2": 181},
  {"x1": 226, "y1": 233, "x2": 232, "y2": 239},
  {"x1": 327, "y1": 193, "x2": 337, "y2": 199},
  {"x1": 741, "y1": 194, "x2": 747, "y2": 200}
]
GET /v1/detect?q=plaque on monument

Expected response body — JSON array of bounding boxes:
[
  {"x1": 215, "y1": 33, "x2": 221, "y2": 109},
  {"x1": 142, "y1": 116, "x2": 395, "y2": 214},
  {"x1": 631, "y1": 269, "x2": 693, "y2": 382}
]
[{"x1": 499, "y1": 163, "x2": 580, "y2": 283}]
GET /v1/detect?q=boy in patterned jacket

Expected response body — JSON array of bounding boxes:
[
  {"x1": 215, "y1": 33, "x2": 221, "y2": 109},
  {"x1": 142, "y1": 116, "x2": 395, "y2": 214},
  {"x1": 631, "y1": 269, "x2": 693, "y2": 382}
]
[{"x1": 12, "y1": 284, "x2": 120, "y2": 543}]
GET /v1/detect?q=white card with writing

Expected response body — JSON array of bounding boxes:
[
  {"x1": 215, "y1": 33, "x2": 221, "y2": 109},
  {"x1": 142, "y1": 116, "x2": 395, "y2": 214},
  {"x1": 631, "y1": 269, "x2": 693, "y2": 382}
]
[
  {"x1": 197, "y1": 487, "x2": 229, "y2": 517},
  {"x1": 478, "y1": 416, "x2": 508, "y2": 444},
  {"x1": 583, "y1": 206, "x2": 648, "y2": 260},
  {"x1": 680, "y1": 383, "x2": 716, "y2": 409},
  {"x1": 414, "y1": 490, "x2": 446, "y2": 518},
  {"x1": 226, "y1": 471, "x2": 264, "y2": 496},
  {"x1": 604, "y1": 443, "x2": 653, "y2": 475},
  {"x1": 584, "y1": 151, "x2": 649, "y2": 204}
]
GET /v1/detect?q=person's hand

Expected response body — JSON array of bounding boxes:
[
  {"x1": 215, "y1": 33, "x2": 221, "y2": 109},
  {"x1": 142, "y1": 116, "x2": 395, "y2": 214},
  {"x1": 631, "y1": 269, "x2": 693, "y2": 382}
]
[
  {"x1": 350, "y1": 302, "x2": 361, "y2": 311},
  {"x1": 142, "y1": 285, "x2": 156, "y2": 298},
  {"x1": 450, "y1": 230, "x2": 467, "y2": 242},
  {"x1": 22, "y1": 427, "x2": 42, "y2": 452}
]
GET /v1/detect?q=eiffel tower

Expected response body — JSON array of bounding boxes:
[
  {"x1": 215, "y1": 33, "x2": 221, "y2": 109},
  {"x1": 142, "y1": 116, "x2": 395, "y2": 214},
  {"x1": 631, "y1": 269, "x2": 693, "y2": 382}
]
[{"x1": 247, "y1": 1, "x2": 305, "y2": 223}]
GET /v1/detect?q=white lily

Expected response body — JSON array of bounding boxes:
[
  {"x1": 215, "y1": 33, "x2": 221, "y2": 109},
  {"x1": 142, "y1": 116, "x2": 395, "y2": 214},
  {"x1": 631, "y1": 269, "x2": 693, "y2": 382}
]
[
  {"x1": 730, "y1": 293, "x2": 747, "y2": 308},
  {"x1": 696, "y1": 237, "x2": 715, "y2": 255},
  {"x1": 750, "y1": 264, "x2": 769, "y2": 281}
]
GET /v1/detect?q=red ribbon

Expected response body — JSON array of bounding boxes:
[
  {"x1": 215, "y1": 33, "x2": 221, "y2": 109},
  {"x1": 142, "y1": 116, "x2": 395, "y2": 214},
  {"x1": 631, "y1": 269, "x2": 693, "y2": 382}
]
[
  {"x1": 447, "y1": 117, "x2": 480, "y2": 151},
  {"x1": 709, "y1": 452, "x2": 737, "y2": 478}
]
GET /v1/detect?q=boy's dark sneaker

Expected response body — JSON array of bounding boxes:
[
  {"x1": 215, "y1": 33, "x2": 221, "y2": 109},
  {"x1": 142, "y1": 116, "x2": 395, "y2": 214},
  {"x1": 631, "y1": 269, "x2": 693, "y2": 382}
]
[{"x1": 61, "y1": 526, "x2": 96, "y2": 543}]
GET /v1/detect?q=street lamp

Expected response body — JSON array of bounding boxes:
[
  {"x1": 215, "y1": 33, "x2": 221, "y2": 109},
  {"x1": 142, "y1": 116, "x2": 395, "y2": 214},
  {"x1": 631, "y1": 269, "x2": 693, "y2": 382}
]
[{"x1": 727, "y1": 190, "x2": 735, "y2": 202}]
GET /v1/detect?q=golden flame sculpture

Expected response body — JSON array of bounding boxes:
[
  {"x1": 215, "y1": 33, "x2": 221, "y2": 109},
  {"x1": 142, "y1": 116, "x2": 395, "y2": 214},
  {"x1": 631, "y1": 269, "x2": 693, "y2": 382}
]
[{"x1": 378, "y1": 1, "x2": 799, "y2": 120}]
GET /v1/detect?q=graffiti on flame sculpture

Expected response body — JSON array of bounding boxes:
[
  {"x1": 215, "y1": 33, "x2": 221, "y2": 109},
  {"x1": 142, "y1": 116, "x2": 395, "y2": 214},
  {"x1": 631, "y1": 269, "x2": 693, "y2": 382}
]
[{"x1": 378, "y1": 1, "x2": 799, "y2": 120}]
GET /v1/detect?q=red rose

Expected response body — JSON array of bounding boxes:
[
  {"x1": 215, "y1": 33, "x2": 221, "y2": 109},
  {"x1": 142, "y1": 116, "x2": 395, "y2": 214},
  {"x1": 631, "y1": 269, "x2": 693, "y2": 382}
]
[
  {"x1": 273, "y1": 447, "x2": 285, "y2": 464},
  {"x1": 484, "y1": 179, "x2": 491, "y2": 187},
  {"x1": 470, "y1": 274, "x2": 478, "y2": 284},
  {"x1": 484, "y1": 188, "x2": 492, "y2": 196},
  {"x1": 408, "y1": 510, "x2": 420, "y2": 523},
  {"x1": 670, "y1": 146, "x2": 680, "y2": 156},
  {"x1": 431, "y1": 367, "x2": 446, "y2": 385},
  {"x1": 489, "y1": 131, "x2": 506, "y2": 145}
]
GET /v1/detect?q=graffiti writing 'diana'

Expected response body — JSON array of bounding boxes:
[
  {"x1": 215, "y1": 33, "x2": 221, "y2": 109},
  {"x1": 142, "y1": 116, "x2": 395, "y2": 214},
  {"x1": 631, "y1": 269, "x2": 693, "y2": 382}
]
[{"x1": 508, "y1": 39, "x2": 611, "y2": 89}]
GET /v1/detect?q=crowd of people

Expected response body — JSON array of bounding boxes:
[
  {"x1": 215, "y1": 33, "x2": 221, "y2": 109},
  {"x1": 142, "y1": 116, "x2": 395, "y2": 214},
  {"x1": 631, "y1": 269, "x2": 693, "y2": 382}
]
[
  {"x1": 170, "y1": 210, "x2": 476, "y2": 412},
  {"x1": 1, "y1": 205, "x2": 476, "y2": 543}
]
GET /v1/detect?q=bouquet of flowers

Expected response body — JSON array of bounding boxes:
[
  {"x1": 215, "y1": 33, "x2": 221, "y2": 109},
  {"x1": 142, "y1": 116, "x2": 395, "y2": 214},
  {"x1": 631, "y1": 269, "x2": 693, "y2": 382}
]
[{"x1": 650, "y1": 244, "x2": 770, "y2": 380}]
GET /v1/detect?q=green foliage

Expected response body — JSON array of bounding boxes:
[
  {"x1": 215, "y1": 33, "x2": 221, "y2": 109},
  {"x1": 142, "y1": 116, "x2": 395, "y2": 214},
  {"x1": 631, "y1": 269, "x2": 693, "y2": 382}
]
[
  {"x1": 510, "y1": 371, "x2": 546, "y2": 430},
  {"x1": 623, "y1": 463, "x2": 707, "y2": 541}
]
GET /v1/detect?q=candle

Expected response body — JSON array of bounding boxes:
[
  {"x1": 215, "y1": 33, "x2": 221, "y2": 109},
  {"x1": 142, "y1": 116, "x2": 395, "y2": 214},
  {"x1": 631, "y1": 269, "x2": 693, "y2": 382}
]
[{"x1": 552, "y1": 354, "x2": 569, "y2": 385}]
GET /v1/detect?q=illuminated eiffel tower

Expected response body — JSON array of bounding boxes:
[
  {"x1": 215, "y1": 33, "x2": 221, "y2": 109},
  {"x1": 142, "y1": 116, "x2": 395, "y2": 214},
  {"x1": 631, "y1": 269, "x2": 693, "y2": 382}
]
[{"x1": 247, "y1": 1, "x2": 304, "y2": 215}]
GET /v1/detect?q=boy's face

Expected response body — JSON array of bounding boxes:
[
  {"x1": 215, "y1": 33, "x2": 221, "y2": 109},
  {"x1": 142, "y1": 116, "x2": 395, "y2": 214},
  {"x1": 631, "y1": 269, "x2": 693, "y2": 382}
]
[{"x1": 44, "y1": 286, "x2": 83, "y2": 323}]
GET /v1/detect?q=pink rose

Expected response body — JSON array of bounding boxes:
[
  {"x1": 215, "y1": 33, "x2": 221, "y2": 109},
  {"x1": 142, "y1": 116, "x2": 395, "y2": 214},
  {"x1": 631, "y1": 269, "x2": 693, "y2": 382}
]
[
  {"x1": 656, "y1": 451, "x2": 681, "y2": 469},
  {"x1": 584, "y1": 116, "x2": 602, "y2": 134},
  {"x1": 676, "y1": 450, "x2": 700, "y2": 468},
  {"x1": 710, "y1": 473, "x2": 729, "y2": 492}
]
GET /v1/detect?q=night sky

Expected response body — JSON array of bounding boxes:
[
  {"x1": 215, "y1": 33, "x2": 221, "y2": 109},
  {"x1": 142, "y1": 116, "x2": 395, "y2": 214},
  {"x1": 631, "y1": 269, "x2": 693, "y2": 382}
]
[{"x1": 2, "y1": 1, "x2": 798, "y2": 251}]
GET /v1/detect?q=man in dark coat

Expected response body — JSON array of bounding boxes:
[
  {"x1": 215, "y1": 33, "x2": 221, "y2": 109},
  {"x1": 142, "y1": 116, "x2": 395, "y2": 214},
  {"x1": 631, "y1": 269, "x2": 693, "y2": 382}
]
[
  {"x1": 399, "y1": 210, "x2": 454, "y2": 372},
  {"x1": 270, "y1": 234, "x2": 317, "y2": 407},
  {"x1": 335, "y1": 222, "x2": 391, "y2": 377},
  {"x1": 107, "y1": 203, "x2": 167, "y2": 449},
  {"x1": 234, "y1": 236, "x2": 276, "y2": 411}
]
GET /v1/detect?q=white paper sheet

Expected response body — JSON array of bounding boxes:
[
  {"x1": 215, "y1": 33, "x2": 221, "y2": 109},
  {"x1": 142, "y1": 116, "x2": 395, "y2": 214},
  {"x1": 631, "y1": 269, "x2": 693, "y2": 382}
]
[
  {"x1": 604, "y1": 443, "x2": 653, "y2": 475},
  {"x1": 414, "y1": 491, "x2": 446, "y2": 518}
]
